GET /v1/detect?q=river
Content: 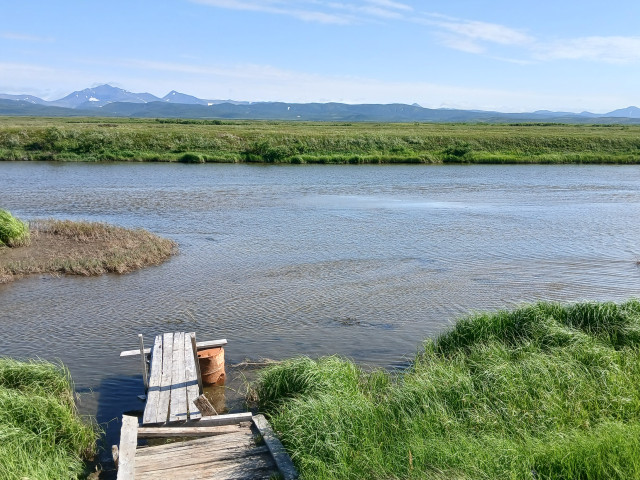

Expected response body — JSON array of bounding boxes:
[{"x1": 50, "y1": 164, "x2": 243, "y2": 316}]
[{"x1": 1, "y1": 162, "x2": 639, "y2": 455}]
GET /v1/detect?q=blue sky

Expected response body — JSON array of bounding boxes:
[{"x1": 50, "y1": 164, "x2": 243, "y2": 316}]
[{"x1": 1, "y1": 0, "x2": 639, "y2": 112}]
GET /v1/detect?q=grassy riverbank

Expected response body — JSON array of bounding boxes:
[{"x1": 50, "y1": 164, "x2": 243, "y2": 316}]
[
  {"x1": 0, "y1": 219, "x2": 176, "y2": 283},
  {"x1": 1, "y1": 117, "x2": 639, "y2": 164},
  {"x1": 255, "y1": 300, "x2": 640, "y2": 479},
  {"x1": 0, "y1": 358, "x2": 97, "y2": 480}
]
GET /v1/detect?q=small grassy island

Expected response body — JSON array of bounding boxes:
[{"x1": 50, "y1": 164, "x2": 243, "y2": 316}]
[
  {"x1": 0, "y1": 212, "x2": 176, "y2": 284},
  {"x1": 255, "y1": 300, "x2": 640, "y2": 480},
  {"x1": 0, "y1": 358, "x2": 97, "y2": 480}
]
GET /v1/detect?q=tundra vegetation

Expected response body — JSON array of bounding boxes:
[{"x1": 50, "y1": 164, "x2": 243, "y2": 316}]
[
  {"x1": 0, "y1": 117, "x2": 639, "y2": 164},
  {"x1": 0, "y1": 358, "x2": 97, "y2": 480},
  {"x1": 0, "y1": 218, "x2": 176, "y2": 283},
  {"x1": 255, "y1": 300, "x2": 640, "y2": 480}
]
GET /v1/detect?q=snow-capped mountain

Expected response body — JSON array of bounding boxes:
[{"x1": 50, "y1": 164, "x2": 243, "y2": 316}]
[{"x1": 50, "y1": 84, "x2": 161, "y2": 109}]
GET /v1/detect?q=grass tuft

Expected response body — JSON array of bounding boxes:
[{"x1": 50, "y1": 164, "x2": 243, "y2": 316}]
[
  {"x1": 255, "y1": 300, "x2": 640, "y2": 479},
  {"x1": 0, "y1": 358, "x2": 98, "y2": 480},
  {"x1": 0, "y1": 209, "x2": 30, "y2": 247}
]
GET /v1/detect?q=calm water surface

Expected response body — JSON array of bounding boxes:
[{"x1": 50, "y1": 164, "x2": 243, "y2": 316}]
[{"x1": 1, "y1": 162, "x2": 640, "y2": 452}]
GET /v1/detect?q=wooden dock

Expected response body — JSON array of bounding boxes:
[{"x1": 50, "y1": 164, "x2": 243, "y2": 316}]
[{"x1": 116, "y1": 332, "x2": 298, "y2": 479}]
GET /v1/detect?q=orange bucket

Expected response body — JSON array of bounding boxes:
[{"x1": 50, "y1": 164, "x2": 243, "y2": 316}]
[{"x1": 197, "y1": 347, "x2": 225, "y2": 386}]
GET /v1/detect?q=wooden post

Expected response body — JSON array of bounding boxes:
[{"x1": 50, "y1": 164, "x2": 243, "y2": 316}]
[
  {"x1": 191, "y1": 332, "x2": 203, "y2": 394},
  {"x1": 138, "y1": 334, "x2": 148, "y2": 390}
]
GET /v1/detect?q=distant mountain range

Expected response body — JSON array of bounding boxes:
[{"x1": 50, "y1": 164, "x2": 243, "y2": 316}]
[{"x1": 1, "y1": 84, "x2": 639, "y2": 123}]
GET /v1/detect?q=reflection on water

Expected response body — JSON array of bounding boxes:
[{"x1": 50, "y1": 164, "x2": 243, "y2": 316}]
[{"x1": 1, "y1": 162, "x2": 640, "y2": 451}]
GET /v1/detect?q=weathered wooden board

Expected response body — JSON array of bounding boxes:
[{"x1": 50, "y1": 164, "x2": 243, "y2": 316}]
[
  {"x1": 135, "y1": 430, "x2": 253, "y2": 457},
  {"x1": 136, "y1": 424, "x2": 244, "y2": 438},
  {"x1": 135, "y1": 452, "x2": 275, "y2": 480},
  {"x1": 253, "y1": 414, "x2": 299, "y2": 480},
  {"x1": 155, "y1": 332, "x2": 174, "y2": 424},
  {"x1": 120, "y1": 338, "x2": 227, "y2": 357},
  {"x1": 135, "y1": 441, "x2": 275, "y2": 480},
  {"x1": 184, "y1": 331, "x2": 202, "y2": 420},
  {"x1": 178, "y1": 412, "x2": 254, "y2": 427},
  {"x1": 142, "y1": 335, "x2": 163, "y2": 425},
  {"x1": 116, "y1": 415, "x2": 138, "y2": 480},
  {"x1": 169, "y1": 332, "x2": 187, "y2": 422}
]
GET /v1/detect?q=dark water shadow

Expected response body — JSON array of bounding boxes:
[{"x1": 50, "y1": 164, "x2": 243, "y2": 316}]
[{"x1": 83, "y1": 375, "x2": 145, "y2": 479}]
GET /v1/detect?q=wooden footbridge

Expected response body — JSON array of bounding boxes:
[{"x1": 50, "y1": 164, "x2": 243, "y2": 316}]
[{"x1": 115, "y1": 331, "x2": 297, "y2": 480}]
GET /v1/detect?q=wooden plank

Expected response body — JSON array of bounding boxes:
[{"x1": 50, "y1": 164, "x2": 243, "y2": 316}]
[
  {"x1": 184, "y1": 331, "x2": 202, "y2": 420},
  {"x1": 155, "y1": 332, "x2": 174, "y2": 424},
  {"x1": 252, "y1": 414, "x2": 298, "y2": 480},
  {"x1": 116, "y1": 415, "x2": 138, "y2": 480},
  {"x1": 136, "y1": 424, "x2": 245, "y2": 438},
  {"x1": 178, "y1": 412, "x2": 253, "y2": 427},
  {"x1": 120, "y1": 338, "x2": 227, "y2": 357},
  {"x1": 191, "y1": 332, "x2": 204, "y2": 394},
  {"x1": 169, "y1": 332, "x2": 188, "y2": 422},
  {"x1": 135, "y1": 451, "x2": 275, "y2": 480},
  {"x1": 135, "y1": 431, "x2": 255, "y2": 459},
  {"x1": 136, "y1": 444, "x2": 269, "y2": 475},
  {"x1": 142, "y1": 335, "x2": 163, "y2": 425}
]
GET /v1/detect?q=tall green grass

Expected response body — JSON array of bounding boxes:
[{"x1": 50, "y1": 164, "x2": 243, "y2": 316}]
[
  {"x1": 0, "y1": 209, "x2": 30, "y2": 247},
  {"x1": 0, "y1": 358, "x2": 97, "y2": 480},
  {"x1": 1, "y1": 117, "x2": 639, "y2": 164},
  {"x1": 255, "y1": 300, "x2": 640, "y2": 479}
]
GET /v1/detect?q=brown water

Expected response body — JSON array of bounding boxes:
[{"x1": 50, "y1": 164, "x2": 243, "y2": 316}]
[{"x1": 1, "y1": 162, "x2": 640, "y2": 457}]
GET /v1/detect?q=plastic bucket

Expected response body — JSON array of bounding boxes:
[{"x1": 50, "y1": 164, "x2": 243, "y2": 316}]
[{"x1": 197, "y1": 347, "x2": 225, "y2": 386}]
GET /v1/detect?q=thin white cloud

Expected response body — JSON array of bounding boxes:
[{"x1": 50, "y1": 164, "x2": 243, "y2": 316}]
[
  {"x1": 1, "y1": 32, "x2": 54, "y2": 42},
  {"x1": 191, "y1": 0, "x2": 413, "y2": 24},
  {"x1": 416, "y1": 12, "x2": 534, "y2": 56},
  {"x1": 537, "y1": 36, "x2": 640, "y2": 64},
  {"x1": 365, "y1": 0, "x2": 412, "y2": 11},
  {"x1": 190, "y1": 0, "x2": 353, "y2": 24}
]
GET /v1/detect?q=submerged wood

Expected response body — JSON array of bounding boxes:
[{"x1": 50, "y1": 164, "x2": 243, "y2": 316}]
[{"x1": 194, "y1": 393, "x2": 218, "y2": 416}]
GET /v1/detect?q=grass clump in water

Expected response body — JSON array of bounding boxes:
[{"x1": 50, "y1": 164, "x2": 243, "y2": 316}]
[
  {"x1": 0, "y1": 209, "x2": 30, "y2": 247},
  {"x1": 0, "y1": 358, "x2": 98, "y2": 480},
  {"x1": 254, "y1": 300, "x2": 640, "y2": 479}
]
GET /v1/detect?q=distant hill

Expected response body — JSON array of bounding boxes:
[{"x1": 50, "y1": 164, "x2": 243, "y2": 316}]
[
  {"x1": 162, "y1": 90, "x2": 209, "y2": 105},
  {"x1": 1, "y1": 84, "x2": 639, "y2": 123},
  {"x1": 49, "y1": 84, "x2": 161, "y2": 109},
  {"x1": 0, "y1": 93, "x2": 48, "y2": 105},
  {"x1": 605, "y1": 106, "x2": 640, "y2": 118}
]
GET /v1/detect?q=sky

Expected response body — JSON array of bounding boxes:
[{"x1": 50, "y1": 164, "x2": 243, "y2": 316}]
[{"x1": 1, "y1": 0, "x2": 639, "y2": 112}]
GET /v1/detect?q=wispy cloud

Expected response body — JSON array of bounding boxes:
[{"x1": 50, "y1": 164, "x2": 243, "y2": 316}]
[
  {"x1": 536, "y1": 36, "x2": 640, "y2": 64},
  {"x1": 416, "y1": 12, "x2": 534, "y2": 58},
  {"x1": 416, "y1": 13, "x2": 640, "y2": 66},
  {"x1": 190, "y1": 0, "x2": 413, "y2": 24},
  {"x1": 365, "y1": 0, "x2": 412, "y2": 11},
  {"x1": 190, "y1": 0, "x2": 353, "y2": 24},
  {"x1": 1, "y1": 32, "x2": 54, "y2": 42}
]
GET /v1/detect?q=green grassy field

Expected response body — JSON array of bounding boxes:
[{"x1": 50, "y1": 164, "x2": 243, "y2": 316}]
[
  {"x1": 255, "y1": 300, "x2": 640, "y2": 479},
  {"x1": 0, "y1": 358, "x2": 97, "y2": 480},
  {"x1": 1, "y1": 116, "x2": 639, "y2": 164}
]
